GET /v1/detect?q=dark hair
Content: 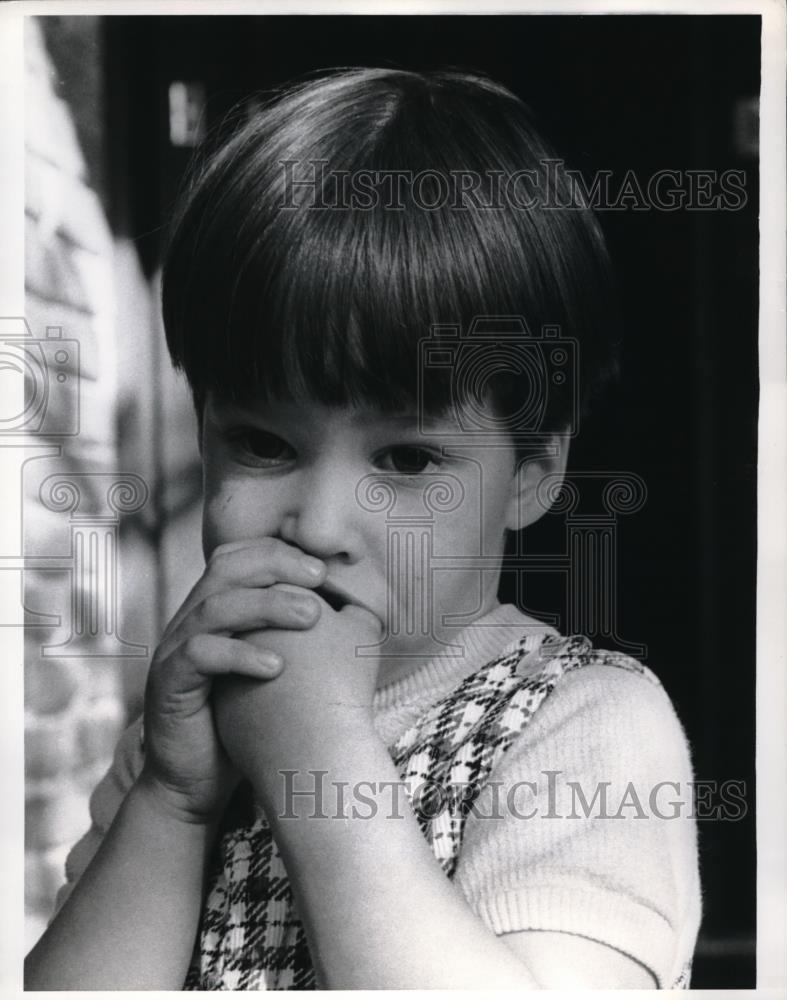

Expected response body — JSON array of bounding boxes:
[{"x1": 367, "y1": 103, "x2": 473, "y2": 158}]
[{"x1": 161, "y1": 67, "x2": 620, "y2": 435}]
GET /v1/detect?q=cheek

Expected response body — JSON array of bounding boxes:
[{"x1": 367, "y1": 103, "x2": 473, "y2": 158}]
[
  {"x1": 479, "y1": 462, "x2": 516, "y2": 542},
  {"x1": 430, "y1": 479, "x2": 509, "y2": 558},
  {"x1": 201, "y1": 476, "x2": 283, "y2": 557}
]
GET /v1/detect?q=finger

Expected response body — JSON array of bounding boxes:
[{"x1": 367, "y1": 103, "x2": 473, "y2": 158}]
[
  {"x1": 161, "y1": 586, "x2": 321, "y2": 656},
  {"x1": 175, "y1": 633, "x2": 285, "y2": 680},
  {"x1": 165, "y1": 539, "x2": 325, "y2": 636},
  {"x1": 205, "y1": 538, "x2": 325, "y2": 588},
  {"x1": 145, "y1": 636, "x2": 283, "y2": 725}
]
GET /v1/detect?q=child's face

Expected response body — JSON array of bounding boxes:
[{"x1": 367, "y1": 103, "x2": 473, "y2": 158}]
[{"x1": 201, "y1": 394, "x2": 520, "y2": 672}]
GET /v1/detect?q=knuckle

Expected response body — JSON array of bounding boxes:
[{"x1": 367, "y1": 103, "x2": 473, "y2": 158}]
[
  {"x1": 267, "y1": 585, "x2": 289, "y2": 607},
  {"x1": 182, "y1": 633, "x2": 208, "y2": 663},
  {"x1": 212, "y1": 541, "x2": 237, "y2": 559},
  {"x1": 206, "y1": 547, "x2": 232, "y2": 576},
  {"x1": 260, "y1": 536, "x2": 290, "y2": 564},
  {"x1": 199, "y1": 592, "x2": 222, "y2": 624}
]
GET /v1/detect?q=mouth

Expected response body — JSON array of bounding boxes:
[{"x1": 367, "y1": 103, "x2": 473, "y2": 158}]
[
  {"x1": 314, "y1": 582, "x2": 347, "y2": 612},
  {"x1": 314, "y1": 581, "x2": 378, "y2": 622}
]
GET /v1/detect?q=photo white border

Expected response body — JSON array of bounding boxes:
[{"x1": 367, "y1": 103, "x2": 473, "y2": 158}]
[{"x1": 0, "y1": 1, "x2": 784, "y2": 996}]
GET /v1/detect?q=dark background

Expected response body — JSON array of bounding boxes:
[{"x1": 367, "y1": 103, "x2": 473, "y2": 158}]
[{"x1": 46, "y1": 13, "x2": 759, "y2": 988}]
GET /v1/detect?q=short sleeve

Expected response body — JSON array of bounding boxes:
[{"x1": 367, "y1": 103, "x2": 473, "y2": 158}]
[
  {"x1": 452, "y1": 663, "x2": 702, "y2": 988},
  {"x1": 51, "y1": 714, "x2": 145, "y2": 918}
]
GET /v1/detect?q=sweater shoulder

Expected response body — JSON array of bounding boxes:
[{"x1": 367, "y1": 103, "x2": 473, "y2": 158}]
[
  {"x1": 514, "y1": 644, "x2": 693, "y2": 773},
  {"x1": 454, "y1": 640, "x2": 702, "y2": 987},
  {"x1": 496, "y1": 637, "x2": 692, "y2": 782}
]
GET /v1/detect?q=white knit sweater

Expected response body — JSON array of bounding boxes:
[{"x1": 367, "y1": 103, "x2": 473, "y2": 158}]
[{"x1": 56, "y1": 604, "x2": 701, "y2": 987}]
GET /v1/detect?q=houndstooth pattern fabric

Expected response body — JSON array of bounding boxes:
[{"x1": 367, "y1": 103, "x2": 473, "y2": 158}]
[{"x1": 184, "y1": 632, "x2": 690, "y2": 990}]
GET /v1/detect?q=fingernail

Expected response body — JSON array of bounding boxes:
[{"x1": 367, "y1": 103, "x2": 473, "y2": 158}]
[
  {"x1": 259, "y1": 652, "x2": 283, "y2": 671},
  {"x1": 302, "y1": 558, "x2": 324, "y2": 579},
  {"x1": 294, "y1": 598, "x2": 319, "y2": 620}
]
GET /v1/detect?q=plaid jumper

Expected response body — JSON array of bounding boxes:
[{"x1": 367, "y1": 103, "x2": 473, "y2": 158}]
[{"x1": 183, "y1": 631, "x2": 692, "y2": 990}]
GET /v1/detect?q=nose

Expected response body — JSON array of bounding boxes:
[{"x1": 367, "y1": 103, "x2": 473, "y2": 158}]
[{"x1": 279, "y1": 459, "x2": 364, "y2": 563}]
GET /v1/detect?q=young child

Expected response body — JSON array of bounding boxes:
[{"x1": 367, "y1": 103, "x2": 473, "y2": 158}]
[{"x1": 25, "y1": 67, "x2": 701, "y2": 990}]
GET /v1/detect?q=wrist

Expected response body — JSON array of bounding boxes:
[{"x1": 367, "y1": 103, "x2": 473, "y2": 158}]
[
  {"x1": 133, "y1": 768, "x2": 226, "y2": 831},
  {"x1": 243, "y1": 710, "x2": 383, "y2": 804}
]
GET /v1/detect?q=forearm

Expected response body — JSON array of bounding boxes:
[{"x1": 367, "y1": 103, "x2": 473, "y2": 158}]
[
  {"x1": 250, "y1": 728, "x2": 539, "y2": 990},
  {"x1": 25, "y1": 778, "x2": 218, "y2": 990}
]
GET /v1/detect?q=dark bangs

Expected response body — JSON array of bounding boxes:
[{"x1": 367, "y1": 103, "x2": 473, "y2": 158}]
[{"x1": 162, "y1": 68, "x2": 620, "y2": 428}]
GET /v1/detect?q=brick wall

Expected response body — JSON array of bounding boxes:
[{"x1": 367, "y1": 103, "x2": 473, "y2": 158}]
[
  {"x1": 24, "y1": 18, "x2": 128, "y2": 950},
  {"x1": 23, "y1": 18, "x2": 205, "y2": 952}
]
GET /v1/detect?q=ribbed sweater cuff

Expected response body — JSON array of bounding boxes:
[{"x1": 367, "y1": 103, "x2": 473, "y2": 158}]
[{"x1": 474, "y1": 884, "x2": 676, "y2": 988}]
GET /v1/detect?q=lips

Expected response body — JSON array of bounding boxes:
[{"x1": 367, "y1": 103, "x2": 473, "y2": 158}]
[
  {"x1": 314, "y1": 582, "x2": 347, "y2": 612},
  {"x1": 315, "y1": 581, "x2": 380, "y2": 624}
]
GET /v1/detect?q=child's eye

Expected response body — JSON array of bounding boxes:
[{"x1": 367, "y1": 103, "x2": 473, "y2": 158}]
[
  {"x1": 228, "y1": 428, "x2": 295, "y2": 466},
  {"x1": 377, "y1": 446, "x2": 443, "y2": 475}
]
